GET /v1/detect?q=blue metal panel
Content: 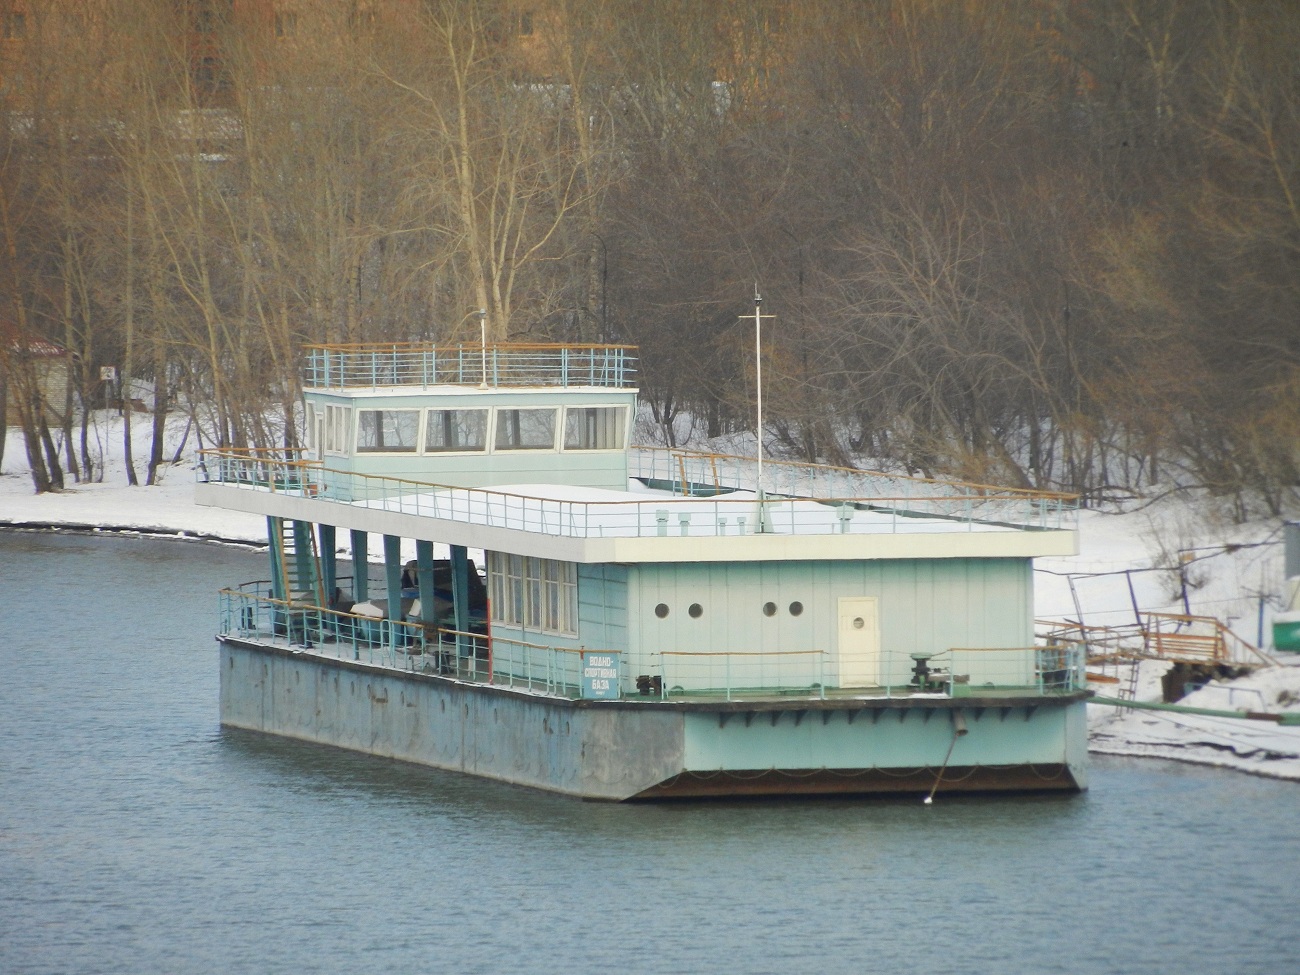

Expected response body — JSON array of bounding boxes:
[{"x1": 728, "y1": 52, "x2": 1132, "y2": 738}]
[
  {"x1": 383, "y1": 535, "x2": 403, "y2": 627},
  {"x1": 681, "y1": 701, "x2": 1083, "y2": 772},
  {"x1": 577, "y1": 564, "x2": 629, "y2": 653},
  {"x1": 319, "y1": 524, "x2": 337, "y2": 603},
  {"x1": 416, "y1": 539, "x2": 436, "y2": 627},
  {"x1": 267, "y1": 517, "x2": 284, "y2": 601},
  {"x1": 450, "y1": 545, "x2": 470, "y2": 655},
  {"x1": 625, "y1": 558, "x2": 1036, "y2": 686},
  {"x1": 350, "y1": 530, "x2": 368, "y2": 600}
]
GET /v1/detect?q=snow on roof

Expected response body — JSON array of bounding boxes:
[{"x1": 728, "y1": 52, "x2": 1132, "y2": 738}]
[{"x1": 350, "y1": 478, "x2": 1020, "y2": 539}]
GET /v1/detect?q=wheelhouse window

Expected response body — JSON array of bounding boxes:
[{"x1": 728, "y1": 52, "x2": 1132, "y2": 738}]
[
  {"x1": 424, "y1": 408, "x2": 488, "y2": 453},
  {"x1": 357, "y1": 409, "x2": 419, "y2": 453},
  {"x1": 487, "y1": 552, "x2": 577, "y2": 636},
  {"x1": 563, "y1": 406, "x2": 627, "y2": 450},
  {"x1": 323, "y1": 404, "x2": 352, "y2": 455},
  {"x1": 494, "y1": 408, "x2": 557, "y2": 451}
]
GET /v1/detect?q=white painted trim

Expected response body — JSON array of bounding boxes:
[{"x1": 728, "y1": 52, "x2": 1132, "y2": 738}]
[{"x1": 196, "y1": 483, "x2": 1077, "y2": 563}]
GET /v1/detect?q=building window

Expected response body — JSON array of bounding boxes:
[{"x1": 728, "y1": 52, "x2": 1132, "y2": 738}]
[
  {"x1": 488, "y1": 552, "x2": 577, "y2": 636},
  {"x1": 3, "y1": 12, "x2": 26, "y2": 39},
  {"x1": 425, "y1": 408, "x2": 488, "y2": 453},
  {"x1": 357, "y1": 409, "x2": 419, "y2": 453},
  {"x1": 494, "y1": 407, "x2": 556, "y2": 451},
  {"x1": 563, "y1": 406, "x2": 626, "y2": 451},
  {"x1": 323, "y1": 404, "x2": 352, "y2": 455},
  {"x1": 274, "y1": 10, "x2": 298, "y2": 37},
  {"x1": 518, "y1": 11, "x2": 533, "y2": 36}
]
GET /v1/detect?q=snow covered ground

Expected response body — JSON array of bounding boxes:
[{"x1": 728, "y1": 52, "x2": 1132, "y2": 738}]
[{"x1": 4, "y1": 410, "x2": 1300, "y2": 781}]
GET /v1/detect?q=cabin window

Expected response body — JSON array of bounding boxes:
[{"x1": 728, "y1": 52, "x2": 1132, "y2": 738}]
[
  {"x1": 357, "y1": 409, "x2": 419, "y2": 453},
  {"x1": 424, "y1": 408, "x2": 488, "y2": 453},
  {"x1": 323, "y1": 404, "x2": 352, "y2": 455},
  {"x1": 487, "y1": 552, "x2": 577, "y2": 636},
  {"x1": 494, "y1": 408, "x2": 557, "y2": 451},
  {"x1": 563, "y1": 406, "x2": 627, "y2": 451}
]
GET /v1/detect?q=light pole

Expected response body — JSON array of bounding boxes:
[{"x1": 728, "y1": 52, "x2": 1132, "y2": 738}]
[
  {"x1": 474, "y1": 308, "x2": 488, "y2": 388},
  {"x1": 743, "y1": 286, "x2": 775, "y2": 532}
]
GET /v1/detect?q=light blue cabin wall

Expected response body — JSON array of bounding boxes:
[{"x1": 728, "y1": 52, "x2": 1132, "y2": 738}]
[
  {"x1": 624, "y1": 559, "x2": 1034, "y2": 688},
  {"x1": 577, "y1": 564, "x2": 628, "y2": 652},
  {"x1": 305, "y1": 388, "x2": 634, "y2": 491}
]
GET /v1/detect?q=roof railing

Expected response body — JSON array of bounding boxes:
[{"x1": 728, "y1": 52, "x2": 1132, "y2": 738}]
[
  {"x1": 303, "y1": 342, "x2": 637, "y2": 390},
  {"x1": 196, "y1": 449, "x2": 1078, "y2": 536}
]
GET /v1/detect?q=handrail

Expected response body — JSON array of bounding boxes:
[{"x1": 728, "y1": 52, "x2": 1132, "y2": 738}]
[
  {"x1": 197, "y1": 449, "x2": 1076, "y2": 536},
  {"x1": 306, "y1": 341, "x2": 637, "y2": 352},
  {"x1": 302, "y1": 342, "x2": 637, "y2": 390},
  {"x1": 632, "y1": 446, "x2": 1077, "y2": 504},
  {"x1": 1141, "y1": 612, "x2": 1277, "y2": 666},
  {"x1": 220, "y1": 588, "x2": 1084, "y2": 701},
  {"x1": 218, "y1": 589, "x2": 620, "y2": 697}
]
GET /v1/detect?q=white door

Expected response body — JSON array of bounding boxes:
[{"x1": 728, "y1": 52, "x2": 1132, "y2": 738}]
[{"x1": 837, "y1": 596, "x2": 880, "y2": 688}]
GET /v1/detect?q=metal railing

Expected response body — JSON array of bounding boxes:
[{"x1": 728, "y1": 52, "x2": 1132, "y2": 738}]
[
  {"x1": 218, "y1": 587, "x2": 1085, "y2": 702},
  {"x1": 197, "y1": 449, "x2": 1075, "y2": 539},
  {"x1": 218, "y1": 587, "x2": 618, "y2": 699},
  {"x1": 219, "y1": 584, "x2": 429, "y2": 670},
  {"x1": 1038, "y1": 615, "x2": 1276, "y2": 669},
  {"x1": 631, "y1": 447, "x2": 1078, "y2": 532},
  {"x1": 646, "y1": 642, "x2": 1086, "y2": 701},
  {"x1": 433, "y1": 627, "x2": 618, "y2": 698},
  {"x1": 658, "y1": 649, "x2": 829, "y2": 701},
  {"x1": 303, "y1": 342, "x2": 637, "y2": 390},
  {"x1": 1141, "y1": 612, "x2": 1276, "y2": 666}
]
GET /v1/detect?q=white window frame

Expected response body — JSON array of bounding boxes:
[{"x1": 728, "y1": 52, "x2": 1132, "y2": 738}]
[
  {"x1": 356, "y1": 408, "x2": 420, "y2": 454},
  {"x1": 423, "y1": 407, "x2": 489, "y2": 454},
  {"x1": 487, "y1": 551, "x2": 577, "y2": 636},
  {"x1": 493, "y1": 407, "x2": 559, "y2": 452},
  {"x1": 323, "y1": 404, "x2": 352, "y2": 456},
  {"x1": 561, "y1": 405, "x2": 629, "y2": 452}
]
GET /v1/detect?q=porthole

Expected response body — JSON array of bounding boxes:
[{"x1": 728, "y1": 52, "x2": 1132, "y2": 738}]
[
  {"x1": 852, "y1": 616, "x2": 865, "y2": 630},
  {"x1": 789, "y1": 601, "x2": 804, "y2": 617},
  {"x1": 688, "y1": 603, "x2": 703, "y2": 619},
  {"x1": 655, "y1": 603, "x2": 669, "y2": 619},
  {"x1": 762, "y1": 601, "x2": 777, "y2": 617}
]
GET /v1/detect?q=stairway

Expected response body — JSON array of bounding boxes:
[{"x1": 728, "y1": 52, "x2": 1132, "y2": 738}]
[{"x1": 272, "y1": 517, "x2": 325, "y2": 609}]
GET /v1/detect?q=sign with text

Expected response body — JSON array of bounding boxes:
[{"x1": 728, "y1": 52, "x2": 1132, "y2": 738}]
[{"x1": 581, "y1": 651, "x2": 621, "y2": 700}]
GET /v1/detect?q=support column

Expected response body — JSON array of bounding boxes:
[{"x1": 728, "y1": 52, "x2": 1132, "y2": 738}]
[
  {"x1": 350, "y1": 529, "x2": 368, "y2": 601},
  {"x1": 319, "y1": 524, "x2": 337, "y2": 607},
  {"x1": 451, "y1": 544, "x2": 470, "y2": 661},
  {"x1": 416, "y1": 539, "x2": 437, "y2": 666},
  {"x1": 291, "y1": 520, "x2": 314, "y2": 600},
  {"x1": 415, "y1": 540, "x2": 437, "y2": 625},
  {"x1": 383, "y1": 534, "x2": 403, "y2": 651},
  {"x1": 267, "y1": 516, "x2": 284, "y2": 601}
]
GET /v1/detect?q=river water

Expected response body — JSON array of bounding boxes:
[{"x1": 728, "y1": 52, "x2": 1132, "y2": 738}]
[{"x1": 2, "y1": 531, "x2": 1298, "y2": 975}]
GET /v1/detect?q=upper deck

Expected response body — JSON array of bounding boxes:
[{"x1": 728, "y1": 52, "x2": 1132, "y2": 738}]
[
  {"x1": 304, "y1": 342, "x2": 637, "y2": 391},
  {"x1": 195, "y1": 445, "x2": 1079, "y2": 563}
]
